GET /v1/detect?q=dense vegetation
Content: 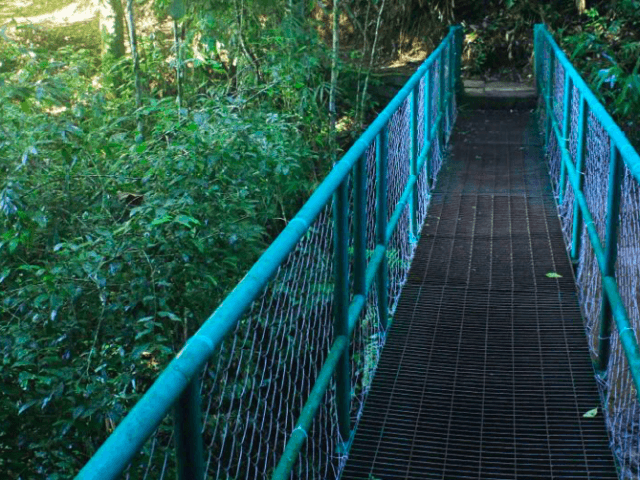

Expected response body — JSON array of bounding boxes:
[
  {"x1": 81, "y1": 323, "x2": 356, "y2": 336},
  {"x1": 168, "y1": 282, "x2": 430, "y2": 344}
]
[
  {"x1": 0, "y1": 0, "x2": 638, "y2": 477},
  {"x1": 459, "y1": 0, "x2": 639, "y2": 143}
]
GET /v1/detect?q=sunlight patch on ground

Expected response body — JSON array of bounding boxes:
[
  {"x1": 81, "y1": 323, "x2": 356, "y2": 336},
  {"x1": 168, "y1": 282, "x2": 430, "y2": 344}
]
[
  {"x1": 45, "y1": 105, "x2": 68, "y2": 115},
  {"x1": 0, "y1": 0, "x2": 34, "y2": 11},
  {"x1": 386, "y1": 43, "x2": 432, "y2": 69},
  {"x1": 2, "y1": 0, "x2": 99, "y2": 26}
]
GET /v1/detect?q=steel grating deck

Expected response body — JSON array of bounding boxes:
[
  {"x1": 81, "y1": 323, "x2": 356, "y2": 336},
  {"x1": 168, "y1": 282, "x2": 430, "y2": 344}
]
[{"x1": 341, "y1": 110, "x2": 618, "y2": 479}]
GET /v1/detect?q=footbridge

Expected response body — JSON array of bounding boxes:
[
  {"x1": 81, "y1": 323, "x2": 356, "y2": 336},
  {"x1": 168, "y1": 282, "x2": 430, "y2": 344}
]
[{"x1": 75, "y1": 25, "x2": 640, "y2": 480}]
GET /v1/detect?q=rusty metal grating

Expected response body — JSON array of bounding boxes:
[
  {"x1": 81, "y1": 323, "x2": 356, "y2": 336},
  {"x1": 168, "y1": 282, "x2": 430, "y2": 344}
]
[{"x1": 341, "y1": 110, "x2": 618, "y2": 479}]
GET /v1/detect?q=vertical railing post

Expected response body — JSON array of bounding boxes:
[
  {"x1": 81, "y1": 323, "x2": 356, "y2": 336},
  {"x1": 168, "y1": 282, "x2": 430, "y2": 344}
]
[
  {"x1": 410, "y1": 85, "x2": 419, "y2": 241},
  {"x1": 597, "y1": 144, "x2": 623, "y2": 373},
  {"x1": 545, "y1": 50, "x2": 555, "y2": 145},
  {"x1": 571, "y1": 96, "x2": 587, "y2": 266},
  {"x1": 534, "y1": 25, "x2": 541, "y2": 93},
  {"x1": 444, "y1": 43, "x2": 451, "y2": 129},
  {"x1": 558, "y1": 73, "x2": 572, "y2": 202},
  {"x1": 354, "y1": 155, "x2": 367, "y2": 298},
  {"x1": 376, "y1": 127, "x2": 389, "y2": 330},
  {"x1": 174, "y1": 376, "x2": 204, "y2": 480},
  {"x1": 333, "y1": 177, "x2": 351, "y2": 441},
  {"x1": 439, "y1": 51, "x2": 446, "y2": 147},
  {"x1": 424, "y1": 67, "x2": 432, "y2": 184},
  {"x1": 452, "y1": 26, "x2": 463, "y2": 95},
  {"x1": 449, "y1": 34, "x2": 455, "y2": 100}
]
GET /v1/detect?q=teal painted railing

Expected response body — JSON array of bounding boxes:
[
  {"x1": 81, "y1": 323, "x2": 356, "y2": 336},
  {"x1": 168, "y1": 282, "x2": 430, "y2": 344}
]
[
  {"x1": 535, "y1": 24, "x2": 640, "y2": 477},
  {"x1": 74, "y1": 26, "x2": 463, "y2": 480}
]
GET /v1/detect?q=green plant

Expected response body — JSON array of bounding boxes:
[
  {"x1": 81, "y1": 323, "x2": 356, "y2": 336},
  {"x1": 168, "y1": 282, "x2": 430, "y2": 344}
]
[{"x1": 0, "y1": 16, "x2": 329, "y2": 473}]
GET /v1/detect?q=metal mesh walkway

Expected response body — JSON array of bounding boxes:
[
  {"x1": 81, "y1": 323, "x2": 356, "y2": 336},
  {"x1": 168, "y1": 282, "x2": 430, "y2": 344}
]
[{"x1": 341, "y1": 109, "x2": 619, "y2": 479}]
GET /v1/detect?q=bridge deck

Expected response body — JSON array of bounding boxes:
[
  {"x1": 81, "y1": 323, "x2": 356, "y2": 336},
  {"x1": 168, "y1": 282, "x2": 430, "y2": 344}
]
[{"x1": 342, "y1": 109, "x2": 618, "y2": 479}]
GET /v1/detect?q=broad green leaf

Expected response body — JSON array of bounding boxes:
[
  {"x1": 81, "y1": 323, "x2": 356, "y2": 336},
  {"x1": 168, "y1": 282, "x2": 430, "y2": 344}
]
[
  {"x1": 546, "y1": 272, "x2": 563, "y2": 278},
  {"x1": 169, "y1": 0, "x2": 185, "y2": 19},
  {"x1": 151, "y1": 214, "x2": 173, "y2": 226},
  {"x1": 583, "y1": 407, "x2": 598, "y2": 418},
  {"x1": 158, "y1": 311, "x2": 181, "y2": 322},
  {"x1": 175, "y1": 214, "x2": 200, "y2": 227}
]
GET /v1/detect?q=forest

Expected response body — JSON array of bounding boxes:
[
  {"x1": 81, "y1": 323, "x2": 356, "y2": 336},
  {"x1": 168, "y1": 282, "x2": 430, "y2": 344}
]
[{"x1": 0, "y1": 0, "x2": 639, "y2": 477}]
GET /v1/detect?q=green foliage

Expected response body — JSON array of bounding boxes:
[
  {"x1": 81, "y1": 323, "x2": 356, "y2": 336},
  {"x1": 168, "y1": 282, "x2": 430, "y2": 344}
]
[
  {"x1": 460, "y1": 0, "x2": 543, "y2": 76},
  {"x1": 0, "y1": 8, "x2": 331, "y2": 472},
  {"x1": 458, "y1": 0, "x2": 639, "y2": 147},
  {"x1": 558, "y1": 5, "x2": 640, "y2": 146}
]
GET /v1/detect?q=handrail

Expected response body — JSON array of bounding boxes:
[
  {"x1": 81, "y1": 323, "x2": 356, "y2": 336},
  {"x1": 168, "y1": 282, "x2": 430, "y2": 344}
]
[
  {"x1": 75, "y1": 26, "x2": 463, "y2": 479},
  {"x1": 534, "y1": 24, "x2": 640, "y2": 392},
  {"x1": 535, "y1": 26, "x2": 640, "y2": 182}
]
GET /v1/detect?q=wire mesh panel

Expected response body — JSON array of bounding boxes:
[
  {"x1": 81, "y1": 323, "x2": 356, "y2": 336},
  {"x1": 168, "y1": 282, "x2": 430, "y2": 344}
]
[
  {"x1": 409, "y1": 72, "x2": 432, "y2": 239},
  {"x1": 576, "y1": 223, "x2": 605, "y2": 359},
  {"x1": 203, "y1": 203, "x2": 338, "y2": 480},
  {"x1": 553, "y1": 61, "x2": 565, "y2": 125},
  {"x1": 537, "y1": 26, "x2": 640, "y2": 480},
  {"x1": 121, "y1": 207, "x2": 343, "y2": 480},
  {"x1": 386, "y1": 98, "x2": 413, "y2": 309},
  {"x1": 387, "y1": 99, "x2": 411, "y2": 225},
  {"x1": 583, "y1": 112, "x2": 611, "y2": 241},
  {"x1": 417, "y1": 76, "x2": 426, "y2": 156},
  {"x1": 609, "y1": 165, "x2": 640, "y2": 479},
  {"x1": 430, "y1": 58, "x2": 444, "y2": 182},
  {"x1": 555, "y1": 84, "x2": 581, "y2": 246},
  {"x1": 364, "y1": 140, "x2": 378, "y2": 253}
]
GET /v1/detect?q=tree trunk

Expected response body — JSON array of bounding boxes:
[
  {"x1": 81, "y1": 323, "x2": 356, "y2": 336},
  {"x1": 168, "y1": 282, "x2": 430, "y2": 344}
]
[
  {"x1": 125, "y1": 0, "x2": 144, "y2": 137},
  {"x1": 329, "y1": 0, "x2": 340, "y2": 162},
  {"x1": 170, "y1": 0, "x2": 186, "y2": 115},
  {"x1": 173, "y1": 18, "x2": 183, "y2": 113},
  {"x1": 99, "y1": 0, "x2": 125, "y2": 60},
  {"x1": 359, "y1": 0, "x2": 385, "y2": 129},
  {"x1": 234, "y1": 0, "x2": 264, "y2": 84}
]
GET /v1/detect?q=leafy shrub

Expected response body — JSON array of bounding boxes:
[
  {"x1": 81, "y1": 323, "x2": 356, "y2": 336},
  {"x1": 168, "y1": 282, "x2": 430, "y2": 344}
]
[
  {"x1": 0, "y1": 23, "x2": 325, "y2": 475},
  {"x1": 558, "y1": 5, "x2": 640, "y2": 145}
]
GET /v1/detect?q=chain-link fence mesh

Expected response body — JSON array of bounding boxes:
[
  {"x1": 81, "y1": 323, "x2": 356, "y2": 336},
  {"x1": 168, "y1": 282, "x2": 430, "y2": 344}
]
[
  {"x1": 106, "y1": 35, "x2": 460, "y2": 480},
  {"x1": 538, "y1": 33, "x2": 640, "y2": 480}
]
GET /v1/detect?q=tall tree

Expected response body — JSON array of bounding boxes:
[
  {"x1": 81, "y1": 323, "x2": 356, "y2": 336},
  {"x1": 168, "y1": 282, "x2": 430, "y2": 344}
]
[
  {"x1": 170, "y1": 0, "x2": 186, "y2": 115},
  {"x1": 357, "y1": 0, "x2": 385, "y2": 130},
  {"x1": 125, "y1": 0, "x2": 144, "y2": 137},
  {"x1": 329, "y1": 0, "x2": 340, "y2": 162},
  {"x1": 234, "y1": 0, "x2": 265, "y2": 84},
  {"x1": 99, "y1": 0, "x2": 125, "y2": 60}
]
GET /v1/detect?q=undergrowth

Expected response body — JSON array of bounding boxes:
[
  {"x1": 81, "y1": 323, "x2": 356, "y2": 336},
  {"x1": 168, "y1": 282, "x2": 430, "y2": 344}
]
[{"x1": 0, "y1": 18, "x2": 331, "y2": 476}]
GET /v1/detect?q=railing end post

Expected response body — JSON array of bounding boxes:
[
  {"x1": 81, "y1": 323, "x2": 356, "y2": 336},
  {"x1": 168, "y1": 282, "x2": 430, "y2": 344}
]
[{"x1": 450, "y1": 25, "x2": 464, "y2": 95}]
